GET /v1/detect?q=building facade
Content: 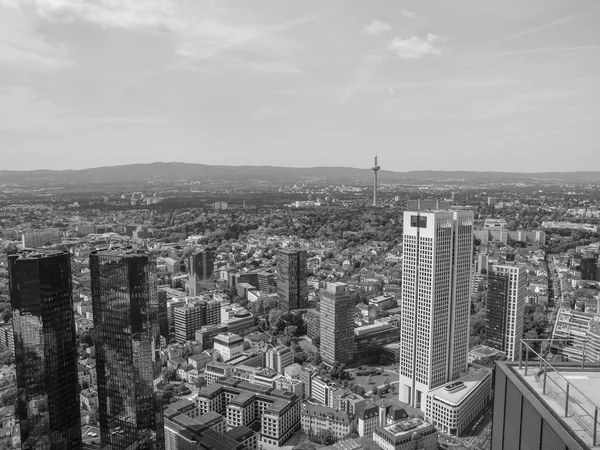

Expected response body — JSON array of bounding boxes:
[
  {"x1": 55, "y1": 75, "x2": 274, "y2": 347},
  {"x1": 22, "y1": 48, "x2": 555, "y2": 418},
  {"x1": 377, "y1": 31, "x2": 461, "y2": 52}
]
[
  {"x1": 188, "y1": 250, "x2": 214, "y2": 296},
  {"x1": 300, "y1": 404, "x2": 356, "y2": 441},
  {"x1": 276, "y1": 249, "x2": 308, "y2": 310},
  {"x1": 196, "y1": 378, "x2": 301, "y2": 447},
  {"x1": 8, "y1": 249, "x2": 82, "y2": 449},
  {"x1": 320, "y1": 282, "x2": 354, "y2": 365},
  {"x1": 399, "y1": 210, "x2": 474, "y2": 410},
  {"x1": 487, "y1": 263, "x2": 526, "y2": 361},
  {"x1": 90, "y1": 249, "x2": 164, "y2": 449}
]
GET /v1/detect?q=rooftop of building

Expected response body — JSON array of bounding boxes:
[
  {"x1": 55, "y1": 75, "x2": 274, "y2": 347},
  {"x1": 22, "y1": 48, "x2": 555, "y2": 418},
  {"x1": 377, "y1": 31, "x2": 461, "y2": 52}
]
[
  {"x1": 301, "y1": 404, "x2": 355, "y2": 425},
  {"x1": 319, "y1": 436, "x2": 381, "y2": 450},
  {"x1": 502, "y1": 357, "x2": 600, "y2": 449},
  {"x1": 224, "y1": 425, "x2": 255, "y2": 442},
  {"x1": 214, "y1": 333, "x2": 244, "y2": 345},
  {"x1": 427, "y1": 365, "x2": 492, "y2": 407},
  {"x1": 378, "y1": 417, "x2": 436, "y2": 439},
  {"x1": 354, "y1": 322, "x2": 395, "y2": 336},
  {"x1": 230, "y1": 391, "x2": 255, "y2": 406},
  {"x1": 167, "y1": 398, "x2": 196, "y2": 412},
  {"x1": 469, "y1": 345, "x2": 505, "y2": 358}
]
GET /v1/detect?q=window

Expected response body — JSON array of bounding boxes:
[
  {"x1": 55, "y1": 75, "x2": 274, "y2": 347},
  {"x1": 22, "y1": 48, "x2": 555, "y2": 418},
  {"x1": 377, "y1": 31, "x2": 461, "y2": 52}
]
[{"x1": 411, "y1": 215, "x2": 427, "y2": 228}]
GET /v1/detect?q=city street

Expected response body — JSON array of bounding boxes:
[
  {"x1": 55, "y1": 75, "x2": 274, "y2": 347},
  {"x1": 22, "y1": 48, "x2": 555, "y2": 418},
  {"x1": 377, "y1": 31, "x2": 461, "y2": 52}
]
[{"x1": 459, "y1": 403, "x2": 494, "y2": 450}]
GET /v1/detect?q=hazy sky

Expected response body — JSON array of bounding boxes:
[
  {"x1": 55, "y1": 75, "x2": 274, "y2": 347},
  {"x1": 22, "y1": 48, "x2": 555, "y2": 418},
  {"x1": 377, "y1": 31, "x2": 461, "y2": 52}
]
[{"x1": 1, "y1": 0, "x2": 599, "y2": 172}]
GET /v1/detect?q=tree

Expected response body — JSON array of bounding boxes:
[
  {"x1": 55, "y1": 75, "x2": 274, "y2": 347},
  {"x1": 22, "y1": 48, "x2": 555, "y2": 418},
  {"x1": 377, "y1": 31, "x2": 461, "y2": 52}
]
[
  {"x1": 195, "y1": 377, "x2": 207, "y2": 390},
  {"x1": 163, "y1": 368, "x2": 177, "y2": 383},
  {"x1": 312, "y1": 336, "x2": 320, "y2": 348}
]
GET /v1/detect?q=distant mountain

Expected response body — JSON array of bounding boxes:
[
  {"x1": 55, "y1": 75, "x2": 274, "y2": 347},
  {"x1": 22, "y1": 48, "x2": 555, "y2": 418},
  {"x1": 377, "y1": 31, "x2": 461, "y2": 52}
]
[{"x1": 0, "y1": 162, "x2": 598, "y2": 185}]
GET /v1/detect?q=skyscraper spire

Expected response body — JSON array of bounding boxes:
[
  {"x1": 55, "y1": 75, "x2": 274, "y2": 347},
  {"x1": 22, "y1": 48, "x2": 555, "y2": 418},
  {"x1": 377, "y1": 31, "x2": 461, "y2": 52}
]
[{"x1": 371, "y1": 154, "x2": 381, "y2": 206}]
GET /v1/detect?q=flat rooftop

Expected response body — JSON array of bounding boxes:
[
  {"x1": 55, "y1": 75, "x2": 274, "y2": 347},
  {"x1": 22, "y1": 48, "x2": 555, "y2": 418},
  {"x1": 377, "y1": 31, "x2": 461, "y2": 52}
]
[
  {"x1": 513, "y1": 365, "x2": 600, "y2": 449},
  {"x1": 428, "y1": 366, "x2": 492, "y2": 406}
]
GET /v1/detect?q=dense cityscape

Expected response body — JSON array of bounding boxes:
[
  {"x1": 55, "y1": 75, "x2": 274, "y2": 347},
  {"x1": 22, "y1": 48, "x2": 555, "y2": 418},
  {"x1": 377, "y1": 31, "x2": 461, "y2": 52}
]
[{"x1": 0, "y1": 164, "x2": 599, "y2": 450}]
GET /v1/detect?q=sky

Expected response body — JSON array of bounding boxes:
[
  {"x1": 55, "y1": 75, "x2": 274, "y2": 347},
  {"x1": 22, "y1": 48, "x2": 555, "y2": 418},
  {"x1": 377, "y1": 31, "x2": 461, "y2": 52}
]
[{"x1": 1, "y1": 0, "x2": 599, "y2": 172}]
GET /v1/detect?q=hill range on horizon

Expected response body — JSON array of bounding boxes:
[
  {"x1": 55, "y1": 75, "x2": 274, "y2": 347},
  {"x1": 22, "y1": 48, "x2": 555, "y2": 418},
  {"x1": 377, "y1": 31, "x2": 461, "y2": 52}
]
[{"x1": 1, "y1": 162, "x2": 599, "y2": 186}]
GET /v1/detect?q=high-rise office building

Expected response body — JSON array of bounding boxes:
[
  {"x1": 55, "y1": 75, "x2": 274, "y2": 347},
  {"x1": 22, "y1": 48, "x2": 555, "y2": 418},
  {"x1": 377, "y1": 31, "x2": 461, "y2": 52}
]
[
  {"x1": 276, "y1": 249, "x2": 308, "y2": 311},
  {"x1": 8, "y1": 249, "x2": 82, "y2": 449},
  {"x1": 188, "y1": 250, "x2": 214, "y2": 296},
  {"x1": 90, "y1": 248, "x2": 164, "y2": 450},
  {"x1": 581, "y1": 256, "x2": 599, "y2": 281},
  {"x1": 487, "y1": 263, "x2": 526, "y2": 361},
  {"x1": 173, "y1": 300, "x2": 220, "y2": 343},
  {"x1": 399, "y1": 210, "x2": 474, "y2": 410},
  {"x1": 320, "y1": 282, "x2": 354, "y2": 365}
]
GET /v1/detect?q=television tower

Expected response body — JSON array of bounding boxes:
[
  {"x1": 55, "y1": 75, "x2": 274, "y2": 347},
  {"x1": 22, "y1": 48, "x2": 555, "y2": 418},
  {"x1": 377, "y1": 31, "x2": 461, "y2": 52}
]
[{"x1": 371, "y1": 155, "x2": 380, "y2": 206}]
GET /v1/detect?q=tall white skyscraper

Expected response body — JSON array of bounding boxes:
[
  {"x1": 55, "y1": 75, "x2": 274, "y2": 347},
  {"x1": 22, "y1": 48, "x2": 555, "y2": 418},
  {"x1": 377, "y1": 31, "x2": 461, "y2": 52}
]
[
  {"x1": 487, "y1": 263, "x2": 526, "y2": 361},
  {"x1": 399, "y1": 210, "x2": 474, "y2": 410}
]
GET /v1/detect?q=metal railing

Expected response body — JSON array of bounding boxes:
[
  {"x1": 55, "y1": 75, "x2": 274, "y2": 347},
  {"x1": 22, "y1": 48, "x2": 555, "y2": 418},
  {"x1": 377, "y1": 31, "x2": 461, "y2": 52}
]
[{"x1": 519, "y1": 339, "x2": 600, "y2": 446}]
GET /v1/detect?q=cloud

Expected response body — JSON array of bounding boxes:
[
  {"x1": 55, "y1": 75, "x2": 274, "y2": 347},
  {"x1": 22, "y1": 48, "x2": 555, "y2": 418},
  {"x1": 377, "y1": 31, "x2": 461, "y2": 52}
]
[
  {"x1": 0, "y1": 6, "x2": 73, "y2": 71},
  {"x1": 1, "y1": 0, "x2": 182, "y2": 30},
  {"x1": 400, "y1": 9, "x2": 418, "y2": 19},
  {"x1": 363, "y1": 20, "x2": 392, "y2": 36},
  {"x1": 387, "y1": 34, "x2": 447, "y2": 59},
  {"x1": 1, "y1": 0, "x2": 323, "y2": 61}
]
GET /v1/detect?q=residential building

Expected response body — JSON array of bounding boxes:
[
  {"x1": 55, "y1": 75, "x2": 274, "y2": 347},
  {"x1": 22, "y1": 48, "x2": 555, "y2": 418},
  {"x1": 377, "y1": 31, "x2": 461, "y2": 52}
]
[
  {"x1": 276, "y1": 249, "x2": 308, "y2": 310},
  {"x1": 196, "y1": 378, "x2": 301, "y2": 446},
  {"x1": 399, "y1": 210, "x2": 474, "y2": 411},
  {"x1": 320, "y1": 282, "x2": 354, "y2": 365},
  {"x1": 487, "y1": 263, "x2": 526, "y2": 361},
  {"x1": 424, "y1": 366, "x2": 493, "y2": 436},
  {"x1": 581, "y1": 256, "x2": 599, "y2": 281},
  {"x1": 188, "y1": 250, "x2": 214, "y2": 296},
  {"x1": 373, "y1": 417, "x2": 438, "y2": 450},
  {"x1": 301, "y1": 404, "x2": 356, "y2": 441},
  {"x1": 265, "y1": 345, "x2": 294, "y2": 373},
  {"x1": 90, "y1": 248, "x2": 164, "y2": 449},
  {"x1": 357, "y1": 402, "x2": 379, "y2": 438},
  {"x1": 8, "y1": 249, "x2": 82, "y2": 449}
]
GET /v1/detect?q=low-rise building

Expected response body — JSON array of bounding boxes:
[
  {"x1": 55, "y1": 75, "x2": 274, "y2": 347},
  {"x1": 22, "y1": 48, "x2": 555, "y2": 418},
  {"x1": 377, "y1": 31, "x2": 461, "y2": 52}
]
[
  {"x1": 301, "y1": 404, "x2": 356, "y2": 442},
  {"x1": 265, "y1": 345, "x2": 294, "y2": 373},
  {"x1": 424, "y1": 366, "x2": 493, "y2": 436},
  {"x1": 214, "y1": 333, "x2": 244, "y2": 362},
  {"x1": 373, "y1": 417, "x2": 437, "y2": 450},
  {"x1": 196, "y1": 378, "x2": 301, "y2": 447}
]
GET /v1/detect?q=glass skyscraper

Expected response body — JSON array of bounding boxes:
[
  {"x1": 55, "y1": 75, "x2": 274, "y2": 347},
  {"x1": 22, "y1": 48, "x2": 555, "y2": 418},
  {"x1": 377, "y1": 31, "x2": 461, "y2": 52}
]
[
  {"x1": 276, "y1": 249, "x2": 308, "y2": 311},
  {"x1": 90, "y1": 248, "x2": 164, "y2": 450},
  {"x1": 188, "y1": 250, "x2": 214, "y2": 296},
  {"x1": 8, "y1": 249, "x2": 82, "y2": 449}
]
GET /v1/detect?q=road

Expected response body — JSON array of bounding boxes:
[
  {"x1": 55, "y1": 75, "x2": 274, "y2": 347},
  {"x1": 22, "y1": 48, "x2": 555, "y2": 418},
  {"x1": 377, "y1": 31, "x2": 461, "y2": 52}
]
[{"x1": 460, "y1": 403, "x2": 493, "y2": 450}]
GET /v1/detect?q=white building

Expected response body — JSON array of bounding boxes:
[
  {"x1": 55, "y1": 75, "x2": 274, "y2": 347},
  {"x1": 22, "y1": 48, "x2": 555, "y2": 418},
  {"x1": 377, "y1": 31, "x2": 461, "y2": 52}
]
[
  {"x1": 265, "y1": 345, "x2": 294, "y2": 373},
  {"x1": 373, "y1": 417, "x2": 438, "y2": 450},
  {"x1": 213, "y1": 333, "x2": 244, "y2": 362},
  {"x1": 399, "y1": 210, "x2": 474, "y2": 411},
  {"x1": 424, "y1": 365, "x2": 493, "y2": 436}
]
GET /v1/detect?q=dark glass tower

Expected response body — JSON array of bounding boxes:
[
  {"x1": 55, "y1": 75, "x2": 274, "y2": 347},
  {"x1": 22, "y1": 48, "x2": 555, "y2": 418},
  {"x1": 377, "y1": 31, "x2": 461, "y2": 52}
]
[
  {"x1": 8, "y1": 249, "x2": 82, "y2": 450},
  {"x1": 90, "y1": 249, "x2": 164, "y2": 450},
  {"x1": 276, "y1": 249, "x2": 308, "y2": 311},
  {"x1": 487, "y1": 271, "x2": 510, "y2": 352},
  {"x1": 188, "y1": 250, "x2": 214, "y2": 296}
]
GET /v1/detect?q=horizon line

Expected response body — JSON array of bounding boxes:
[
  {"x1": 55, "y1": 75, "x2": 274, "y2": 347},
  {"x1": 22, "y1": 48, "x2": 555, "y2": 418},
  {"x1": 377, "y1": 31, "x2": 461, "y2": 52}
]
[{"x1": 0, "y1": 161, "x2": 598, "y2": 175}]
